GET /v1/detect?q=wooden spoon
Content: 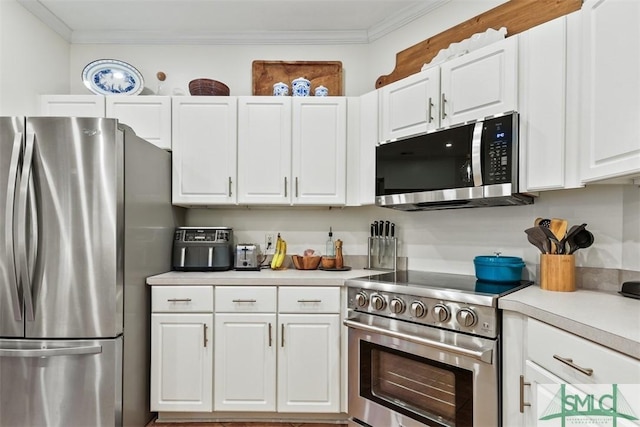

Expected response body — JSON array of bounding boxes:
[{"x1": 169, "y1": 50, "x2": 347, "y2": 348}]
[{"x1": 550, "y1": 218, "x2": 568, "y2": 254}]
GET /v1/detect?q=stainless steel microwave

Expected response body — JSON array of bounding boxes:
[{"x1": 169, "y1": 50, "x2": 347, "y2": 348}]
[{"x1": 375, "y1": 112, "x2": 534, "y2": 211}]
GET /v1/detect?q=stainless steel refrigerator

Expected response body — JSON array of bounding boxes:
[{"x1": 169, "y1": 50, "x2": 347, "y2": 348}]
[{"x1": 0, "y1": 117, "x2": 176, "y2": 426}]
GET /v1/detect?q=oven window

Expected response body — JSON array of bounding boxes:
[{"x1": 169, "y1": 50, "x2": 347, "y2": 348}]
[{"x1": 360, "y1": 341, "x2": 473, "y2": 427}]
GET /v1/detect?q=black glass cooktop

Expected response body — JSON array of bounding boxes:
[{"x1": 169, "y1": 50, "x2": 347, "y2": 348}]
[{"x1": 350, "y1": 270, "x2": 532, "y2": 297}]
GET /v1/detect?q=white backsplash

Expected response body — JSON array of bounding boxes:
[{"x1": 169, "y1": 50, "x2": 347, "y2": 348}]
[{"x1": 186, "y1": 185, "x2": 640, "y2": 277}]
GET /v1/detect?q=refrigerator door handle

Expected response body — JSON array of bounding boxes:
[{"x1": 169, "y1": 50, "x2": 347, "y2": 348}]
[
  {"x1": 5, "y1": 132, "x2": 24, "y2": 321},
  {"x1": 0, "y1": 345, "x2": 102, "y2": 358},
  {"x1": 17, "y1": 131, "x2": 35, "y2": 321}
]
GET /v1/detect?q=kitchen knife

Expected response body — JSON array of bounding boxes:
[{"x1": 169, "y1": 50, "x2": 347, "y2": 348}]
[
  {"x1": 383, "y1": 221, "x2": 390, "y2": 260},
  {"x1": 378, "y1": 220, "x2": 384, "y2": 264},
  {"x1": 373, "y1": 221, "x2": 379, "y2": 262},
  {"x1": 370, "y1": 223, "x2": 375, "y2": 256}
]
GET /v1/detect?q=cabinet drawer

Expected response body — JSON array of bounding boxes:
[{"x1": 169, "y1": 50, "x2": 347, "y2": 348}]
[
  {"x1": 527, "y1": 318, "x2": 640, "y2": 385},
  {"x1": 278, "y1": 286, "x2": 341, "y2": 313},
  {"x1": 215, "y1": 286, "x2": 277, "y2": 312},
  {"x1": 152, "y1": 286, "x2": 213, "y2": 312}
]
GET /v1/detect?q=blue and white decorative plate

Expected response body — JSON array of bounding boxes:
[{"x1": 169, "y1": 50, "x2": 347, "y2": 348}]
[{"x1": 82, "y1": 59, "x2": 144, "y2": 96}]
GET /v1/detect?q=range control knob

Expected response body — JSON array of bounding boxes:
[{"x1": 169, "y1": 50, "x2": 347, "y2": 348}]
[
  {"x1": 409, "y1": 301, "x2": 427, "y2": 318},
  {"x1": 371, "y1": 294, "x2": 386, "y2": 311},
  {"x1": 432, "y1": 304, "x2": 450, "y2": 322},
  {"x1": 390, "y1": 298, "x2": 405, "y2": 314},
  {"x1": 354, "y1": 292, "x2": 368, "y2": 308},
  {"x1": 456, "y1": 308, "x2": 478, "y2": 328}
]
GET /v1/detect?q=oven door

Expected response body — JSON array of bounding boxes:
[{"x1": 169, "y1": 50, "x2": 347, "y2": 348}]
[{"x1": 345, "y1": 312, "x2": 499, "y2": 427}]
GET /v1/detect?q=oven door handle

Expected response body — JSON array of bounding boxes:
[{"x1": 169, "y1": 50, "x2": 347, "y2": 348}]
[{"x1": 343, "y1": 318, "x2": 493, "y2": 364}]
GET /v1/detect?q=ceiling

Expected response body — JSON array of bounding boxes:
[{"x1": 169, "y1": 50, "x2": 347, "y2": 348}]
[{"x1": 18, "y1": 0, "x2": 450, "y2": 45}]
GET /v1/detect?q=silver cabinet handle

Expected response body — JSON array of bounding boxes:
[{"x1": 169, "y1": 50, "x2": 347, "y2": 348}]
[
  {"x1": 167, "y1": 298, "x2": 192, "y2": 302},
  {"x1": 5, "y1": 132, "x2": 23, "y2": 321},
  {"x1": 268, "y1": 323, "x2": 272, "y2": 347},
  {"x1": 284, "y1": 177, "x2": 288, "y2": 197},
  {"x1": 295, "y1": 177, "x2": 299, "y2": 198},
  {"x1": 519, "y1": 375, "x2": 531, "y2": 413},
  {"x1": 232, "y1": 299, "x2": 256, "y2": 303},
  {"x1": 203, "y1": 324, "x2": 208, "y2": 347},
  {"x1": 228, "y1": 176, "x2": 232, "y2": 196},
  {"x1": 281, "y1": 324, "x2": 285, "y2": 347},
  {"x1": 441, "y1": 93, "x2": 447, "y2": 120},
  {"x1": 427, "y1": 97, "x2": 433, "y2": 123},
  {"x1": 553, "y1": 354, "x2": 594, "y2": 376},
  {"x1": 297, "y1": 299, "x2": 322, "y2": 303},
  {"x1": 0, "y1": 345, "x2": 102, "y2": 358}
]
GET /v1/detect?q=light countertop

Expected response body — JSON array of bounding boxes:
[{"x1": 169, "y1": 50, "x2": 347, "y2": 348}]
[
  {"x1": 500, "y1": 285, "x2": 640, "y2": 359},
  {"x1": 146, "y1": 268, "x2": 380, "y2": 286}
]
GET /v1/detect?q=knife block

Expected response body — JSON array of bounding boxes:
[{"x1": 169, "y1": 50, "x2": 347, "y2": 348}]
[
  {"x1": 367, "y1": 237, "x2": 397, "y2": 271},
  {"x1": 540, "y1": 254, "x2": 576, "y2": 292}
]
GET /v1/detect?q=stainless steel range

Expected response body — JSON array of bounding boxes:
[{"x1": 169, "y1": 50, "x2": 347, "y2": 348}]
[{"x1": 344, "y1": 270, "x2": 531, "y2": 427}]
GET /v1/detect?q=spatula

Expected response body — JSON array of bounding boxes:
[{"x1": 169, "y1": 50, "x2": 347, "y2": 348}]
[
  {"x1": 550, "y1": 218, "x2": 568, "y2": 254},
  {"x1": 525, "y1": 227, "x2": 550, "y2": 254}
]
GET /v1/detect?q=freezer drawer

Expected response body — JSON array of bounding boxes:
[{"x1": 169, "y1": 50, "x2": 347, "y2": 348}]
[{"x1": 0, "y1": 337, "x2": 122, "y2": 427}]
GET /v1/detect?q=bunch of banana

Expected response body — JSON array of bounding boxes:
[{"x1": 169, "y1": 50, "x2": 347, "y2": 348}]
[{"x1": 270, "y1": 234, "x2": 287, "y2": 269}]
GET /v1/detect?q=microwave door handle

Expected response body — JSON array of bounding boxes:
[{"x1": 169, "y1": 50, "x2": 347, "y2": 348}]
[
  {"x1": 471, "y1": 121, "x2": 484, "y2": 186},
  {"x1": 17, "y1": 132, "x2": 35, "y2": 321},
  {"x1": 5, "y1": 132, "x2": 24, "y2": 321}
]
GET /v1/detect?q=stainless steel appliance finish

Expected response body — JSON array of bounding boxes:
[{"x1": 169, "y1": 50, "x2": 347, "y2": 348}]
[
  {"x1": 345, "y1": 271, "x2": 531, "y2": 427},
  {"x1": 235, "y1": 243, "x2": 261, "y2": 270},
  {"x1": 375, "y1": 112, "x2": 534, "y2": 211},
  {"x1": 172, "y1": 226, "x2": 233, "y2": 271},
  {"x1": 0, "y1": 117, "x2": 176, "y2": 426}
]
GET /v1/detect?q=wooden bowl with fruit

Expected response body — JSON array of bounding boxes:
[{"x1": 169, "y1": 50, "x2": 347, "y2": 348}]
[{"x1": 291, "y1": 249, "x2": 322, "y2": 270}]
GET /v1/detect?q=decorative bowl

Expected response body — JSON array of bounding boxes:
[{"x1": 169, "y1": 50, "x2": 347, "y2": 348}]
[
  {"x1": 188, "y1": 78, "x2": 230, "y2": 96},
  {"x1": 291, "y1": 255, "x2": 321, "y2": 270}
]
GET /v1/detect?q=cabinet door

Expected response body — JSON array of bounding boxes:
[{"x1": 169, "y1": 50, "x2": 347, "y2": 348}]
[
  {"x1": 150, "y1": 313, "x2": 213, "y2": 412},
  {"x1": 346, "y1": 91, "x2": 377, "y2": 206},
  {"x1": 291, "y1": 97, "x2": 347, "y2": 205},
  {"x1": 171, "y1": 97, "x2": 238, "y2": 206},
  {"x1": 277, "y1": 314, "x2": 340, "y2": 413},
  {"x1": 523, "y1": 360, "x2": 564, "y2": 426},
  {"x1": 379, "y1": 67, "x2": 440, "y2": 141},
  {"x1": 106, "y1": 96, "x2": 171, "y2": 149},
  {"x1": 519, "y1": 13, "x2": 583, "y2": 192},
  {"x1": 581, "y1": 0, "x2": 640, "y2": 182},
  {"x1": 39, "y1": 95, "x2": 105, "y2": 117},
  {"x1": 237, "y1": 97, "x2": 292, "y2": 205},
  {"x1": 214, "y1": 313, "x2": 277, "y2": 411},
  {"x1": 440, "y1": 36, "x2": 517, "y2": 127}
]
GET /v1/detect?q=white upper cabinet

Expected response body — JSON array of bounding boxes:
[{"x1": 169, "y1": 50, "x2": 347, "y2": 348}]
[
  {"x1": 171, "y1": 96, "x2": 238, "y2": 206},
  {"x1": 237, "y1": 96, "x2": 347, "y2": 206},
  {"x1": 440, "y1": 36, "x2": 518, "y2": 127},
  {"x1": 346, "y1": 91, "x2": 378, "y2": 206},
  {"x1": 580, "y1": 0, "x2": 640, "y2": 182},
  {"x1": 291, "y1": 97, "x2": 347, "y2": 205},
  {"x1": 518, "y1": 12, "x2": 583, "y2": 192},
  {"x1": 40, "y1": 95, "x2": 105, "y2": 117},
  {"x1": 379, "y1": 67, "x2": 440, "y2": 142},
  {"x1": 106, "y1": 96, "x2": 172, "y2": 150},
  {"x1": 237, "y1": 96, "x2": 293, "y2": 205}
]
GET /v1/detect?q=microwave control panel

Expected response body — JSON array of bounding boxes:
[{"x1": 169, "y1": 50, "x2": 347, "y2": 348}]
[{"x1": 482, "y1": 114, "x2": 515, "y2": 185}]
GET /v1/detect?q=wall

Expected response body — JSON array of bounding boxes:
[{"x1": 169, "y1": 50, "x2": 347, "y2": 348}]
[
  {"x1": 186, "y1": 185, "x2": 640, "y2": 277},
  {"x1": 0, "y1": 0, "x2": 69, "y2": 116}
]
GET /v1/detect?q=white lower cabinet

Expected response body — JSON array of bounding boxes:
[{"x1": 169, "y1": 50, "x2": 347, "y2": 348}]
[
  {"x1": 503, "y1": 312, "x2": 640, "y2": 426},
  {"x1": 150, "y1": 286, "x2": 214, "y2": 412},
  {"x1": 277, "y1": 314, "x2": 341, "y2": 412},
  {"x1": 214, "y1": 312, "x2": 277, "y2": 411},
  {"x1": 213, "y1": 286, "x2": 342, "y2": 414}
]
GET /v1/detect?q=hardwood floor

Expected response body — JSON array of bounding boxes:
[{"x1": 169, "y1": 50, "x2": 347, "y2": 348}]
[{"x1": 148, "y1": 420, "x2": 346, "y2": 427}]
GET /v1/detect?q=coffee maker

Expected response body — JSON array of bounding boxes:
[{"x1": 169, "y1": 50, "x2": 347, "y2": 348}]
[{"x1": 172, "y1": 227, "x2": 233, "y2": 271}]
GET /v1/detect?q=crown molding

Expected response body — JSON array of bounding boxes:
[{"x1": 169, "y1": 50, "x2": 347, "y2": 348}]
[
  {"x1": 70, "y1": 30, "x2": 371, "y2": 45},
  {"x1": 18, "y1": 0, "x2": 451, "y2": 45}
]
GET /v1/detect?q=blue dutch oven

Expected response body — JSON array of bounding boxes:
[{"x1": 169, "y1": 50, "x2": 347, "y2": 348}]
[{"x1": 473, "y1": 254, "x2": 525, "y2": 283}]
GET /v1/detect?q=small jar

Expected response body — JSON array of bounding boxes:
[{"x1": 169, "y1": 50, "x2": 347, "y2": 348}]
[
  {"x1": 273, "y1": 82, "x2": 289, "y2": 96},
  {"x1": 314, "y1": 85, "x2": 328, "y2": 97}
]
